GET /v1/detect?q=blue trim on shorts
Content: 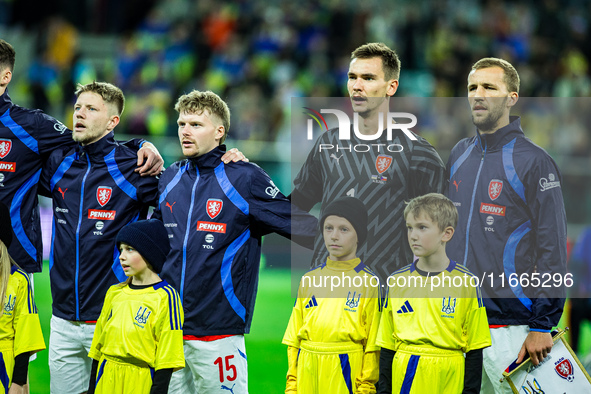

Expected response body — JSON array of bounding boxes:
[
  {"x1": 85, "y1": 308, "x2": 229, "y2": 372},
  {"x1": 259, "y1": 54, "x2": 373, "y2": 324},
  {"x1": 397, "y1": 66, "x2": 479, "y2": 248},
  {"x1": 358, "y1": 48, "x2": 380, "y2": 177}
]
[
  {"x1": 338, "y1": 354, "x2": 353, "y2": 394},
  {"x1": 401, "y1": 355, "x2": 420, "y2": 394},
  {"x1": 96, "y1": 359, "x2": 107, "y2": 388},
  {"x1": 0, "y1": 352, "x2": 9, "y2": 394}
]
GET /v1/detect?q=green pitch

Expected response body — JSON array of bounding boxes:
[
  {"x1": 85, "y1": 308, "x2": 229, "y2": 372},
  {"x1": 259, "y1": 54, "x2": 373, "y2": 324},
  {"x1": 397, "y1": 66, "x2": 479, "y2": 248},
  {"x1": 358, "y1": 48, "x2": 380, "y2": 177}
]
[{"x1": 27, "y1": 265, "x2": 591, "y2": 392}]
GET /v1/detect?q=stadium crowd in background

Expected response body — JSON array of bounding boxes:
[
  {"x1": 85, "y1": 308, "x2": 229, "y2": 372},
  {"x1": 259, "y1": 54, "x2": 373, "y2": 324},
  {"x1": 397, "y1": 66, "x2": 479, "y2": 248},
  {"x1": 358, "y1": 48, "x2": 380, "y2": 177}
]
[{"x1": 1, "y1": 0, "x2": 591, "y2": 157}]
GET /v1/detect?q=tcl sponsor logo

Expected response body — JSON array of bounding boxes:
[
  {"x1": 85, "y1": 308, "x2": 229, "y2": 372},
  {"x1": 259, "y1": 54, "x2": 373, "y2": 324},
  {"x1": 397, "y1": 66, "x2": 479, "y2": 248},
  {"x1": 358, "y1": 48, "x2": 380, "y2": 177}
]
[
  {"x1": 0, "y1": 162, "x2": 16, "y2": 172},
  {"x1": 480, "y1": 203, "x2": 505, "y2": 216},
  {"x1": 197, "y1": 221, "x2": 226, "y2": 233},
  {"x1": 88, "y1": 209, "x2": 116, "y2": 220}
]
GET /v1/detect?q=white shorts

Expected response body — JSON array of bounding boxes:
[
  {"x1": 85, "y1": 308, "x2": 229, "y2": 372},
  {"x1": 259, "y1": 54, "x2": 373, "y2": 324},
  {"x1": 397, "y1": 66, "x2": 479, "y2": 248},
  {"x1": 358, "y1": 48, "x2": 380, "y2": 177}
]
[
  {"x1": 168, "y1": 335, "x2": 248, "y2": 394},
  {"x1": 49, "y1": 315, "x2": 96, "y2": 394},
  {"x1": 481, "y1": 325, "x2": 529, "y2": 394}
]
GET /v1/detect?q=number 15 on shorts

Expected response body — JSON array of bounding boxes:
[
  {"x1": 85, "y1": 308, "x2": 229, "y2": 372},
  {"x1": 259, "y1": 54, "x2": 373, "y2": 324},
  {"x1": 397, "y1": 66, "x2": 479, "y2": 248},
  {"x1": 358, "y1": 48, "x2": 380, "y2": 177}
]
[{"x1": 214, "y1": 355, "x2": 237, "y2": 383}]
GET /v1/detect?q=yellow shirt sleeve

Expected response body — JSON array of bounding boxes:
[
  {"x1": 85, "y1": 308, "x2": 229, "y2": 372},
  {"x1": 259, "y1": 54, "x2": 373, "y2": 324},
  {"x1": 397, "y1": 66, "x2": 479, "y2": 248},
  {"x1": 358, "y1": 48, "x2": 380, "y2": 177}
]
[
  {"x1": 282, "y1": 280, "x2": 305, "y2": 349},
  {"x1": 376, "y1": 288, "x2": 396, "y2": 351},
  {"x1": 463, "y1": 290, "x2": 491, "y2": 353},
  {"x1": 12, "y1": 270, "x2": 45, "y2": 356},
  {"x1": 88, "y1": 286, "x2": 115, "y2": 361},
  {"x1": 154, "y1": 286, "x2": 185, "y2": 371},
  {"x1": 362, "y1": 284, "x2": 382, "y2": 352}
]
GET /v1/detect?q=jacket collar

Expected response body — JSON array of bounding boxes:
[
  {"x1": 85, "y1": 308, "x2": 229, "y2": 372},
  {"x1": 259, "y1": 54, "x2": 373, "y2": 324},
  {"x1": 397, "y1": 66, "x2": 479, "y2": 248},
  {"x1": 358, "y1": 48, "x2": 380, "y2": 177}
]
[
  {"x1": 475, "y1": 116, "x2": 524, "y2": 151},
  {"x1": 75, "y1": 132, "x2": 117, "y2": 161},
  {"x1": 0, "y1": 89, "x2": 13, "y2": 113},
  {"x1": 189, "y1": 145, "x2": 227, "y2": 171}
]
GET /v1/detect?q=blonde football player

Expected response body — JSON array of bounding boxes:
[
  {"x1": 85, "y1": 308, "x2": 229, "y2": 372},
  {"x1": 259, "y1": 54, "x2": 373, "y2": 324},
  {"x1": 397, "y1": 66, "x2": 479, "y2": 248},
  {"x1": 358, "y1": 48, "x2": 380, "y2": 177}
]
[
  {"x1": 377, "y1": 193, "x2": 491, "y2": 393},
  {"x1": 87, "y1": 220, "x2": 184, "y2": 393},
  {"x1": 0, "y1": 202, "x2": 45, "y2": 394},
  {"x1": 283, "y1": 197, "x2": 381, "y2": 393}
]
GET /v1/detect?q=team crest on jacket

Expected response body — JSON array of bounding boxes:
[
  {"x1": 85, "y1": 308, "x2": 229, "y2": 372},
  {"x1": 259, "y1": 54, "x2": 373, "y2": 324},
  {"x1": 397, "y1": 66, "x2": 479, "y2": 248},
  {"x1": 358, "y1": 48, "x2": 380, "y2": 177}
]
[
  {"x1": 97, "y1": 186, "x2": 112, "y2": 207},
  {"x1": 0, "y1": 139, "x2": 11, "y2": 159},
  {"x1": 206, "y1": 199, "x2": 223, "y2": 219},
  {"x1": 554, "y1": 357, "x2": 575, "y2": 382},
  {"x1": 375, "y1": 155, "x2": 392, "y2": 174},
  {"x1": 488, "y1": 180, "x2": 503, "y2": 200}
]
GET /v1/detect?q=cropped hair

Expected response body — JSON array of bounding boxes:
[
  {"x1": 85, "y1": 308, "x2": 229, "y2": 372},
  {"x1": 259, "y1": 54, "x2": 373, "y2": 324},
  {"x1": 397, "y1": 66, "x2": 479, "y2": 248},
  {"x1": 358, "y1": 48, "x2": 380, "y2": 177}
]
[
  {"x1": 404, "y1": 193, "x2": 458, "y2": 231},
  {"x1": 175, "y1": 90, "x2": 231, "y2": 144},
  {"x1": 0, "y1": 39, "x2": 16, "y2": 73},
  {"x1": 75, "y1": 81, "x2": 125, "y2": 116},
  {"x1": 471, "y1": 57, "x2": 520, "y2": 94},
  {"x1": 351, "y1": 42, "x2": 401, "y2": 80}
]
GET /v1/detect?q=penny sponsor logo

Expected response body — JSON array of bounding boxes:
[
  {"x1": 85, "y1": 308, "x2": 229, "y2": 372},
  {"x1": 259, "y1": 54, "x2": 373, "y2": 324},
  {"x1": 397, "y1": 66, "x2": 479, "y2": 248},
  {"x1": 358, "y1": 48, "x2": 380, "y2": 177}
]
[
  {"x1": 0, "y1": 162, "x2": 16, "y2": 172},
  {"x1": 196, "y1": 221, "x2": 226, "y2": 233},
  {"x1": 88, "y1": 209, "x2": 116, "y2": 220},
  {"x1": 480, "y1": 203, "x2": 505, "y2": 216}
]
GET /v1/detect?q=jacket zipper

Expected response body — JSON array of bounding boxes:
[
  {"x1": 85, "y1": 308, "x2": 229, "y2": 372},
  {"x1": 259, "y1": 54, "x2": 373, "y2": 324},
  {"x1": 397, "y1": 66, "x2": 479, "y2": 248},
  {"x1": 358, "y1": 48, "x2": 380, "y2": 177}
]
[
  {"x1": 75, "y1": 154, "x2": 92, "y2": 320},
  {"x1": 463, "y1": 143, "x2": 486, "y2": 266},
  {"x1": 181, "y1": 163, "x2": 199, "y2": 301}
]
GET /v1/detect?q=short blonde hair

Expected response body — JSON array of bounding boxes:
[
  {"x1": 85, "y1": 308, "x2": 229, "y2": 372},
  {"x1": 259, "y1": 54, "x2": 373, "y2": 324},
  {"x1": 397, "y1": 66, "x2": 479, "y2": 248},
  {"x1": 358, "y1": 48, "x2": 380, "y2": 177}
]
[
  {"x1": 174, "y1": 90, "x2": 231, "y2": 144},
  {"x1": 404, "y1": 193, "x2": 458, "y2": 231},
  {"x1": 75, "y1": 81, "x2": 125, "y2": 116}
]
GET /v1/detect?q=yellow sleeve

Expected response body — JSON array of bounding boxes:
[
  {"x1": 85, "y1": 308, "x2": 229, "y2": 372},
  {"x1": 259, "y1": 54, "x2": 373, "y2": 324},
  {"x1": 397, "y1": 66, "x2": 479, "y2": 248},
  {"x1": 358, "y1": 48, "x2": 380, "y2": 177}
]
[
  {"x1": 285, "y1": 345, "x2": 299, "y2": 393},
  {"x1": 13, "y1": 271, "x2": 45, "y2": 356},
  {"x1": 88, "y1": 286, "x2": 115, "y2": 361},
  {"x1": 376, "y1": 288, "x2": 396, "y2": 351},
  {"x1": 463, "y1": 288, "x2": 491, "y2": 353},
  {"x1": 362, "y1": 284, "x2": 382, "y2": 352},
  {"x1": 356, "y1": 350, "x2": 379, "y2": 394},
  {"x1": 282, "y1": 281, "x2": 305, "y2": 348},
  {"x1": 154, "y1": 287, "x2": 185, "y2": 371}
]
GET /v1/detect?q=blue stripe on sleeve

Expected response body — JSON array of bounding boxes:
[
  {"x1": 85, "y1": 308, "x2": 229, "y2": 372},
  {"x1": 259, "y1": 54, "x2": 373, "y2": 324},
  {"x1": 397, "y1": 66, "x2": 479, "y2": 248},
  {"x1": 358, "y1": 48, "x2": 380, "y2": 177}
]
[
  {"x1": 161, "y1": 285, "x2": 178, "y2": 330},
  {"x1": 214, "y1": 163, "x2": 249, "y2": 216},
  {"x1": 401, "y1": 355, "x2": 420, "y2": 394},
  {"x1": 50, "y1": 153, "x2": 76, "y2": 191},
  {"x1": 105, "y1": 148, "x2": 137, "y2": 201},
  {"x1": 11, "y1": 170, "x2": 41, "y2": 262},
  {"x1": 503, "y1": 220, "x2": 533, "y2": 311},
  {"x1": 502, "y1": 138, "x2": 526, "y2": 203},
  {"x1": 158, "y1": 163, "x2": 188, "y2": 206},
  {"x1": 14, "y1": 269, "x2": 34, "y2": 313},
  {"x1": 0, "y1": 108, "x2": 39, "y2": 154},
  {"x1": 449, "y1": 144, "x2": 474, "y2": 180},
  {"x1": 338, "y1": 354, "x2": 354, "y2": 394},
  {"x1": 169, "y1": 285, "x2": 180, "y2": 330},
  {"x1": 220, "y1": 229, "x2": 250, "y2": 322}
]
